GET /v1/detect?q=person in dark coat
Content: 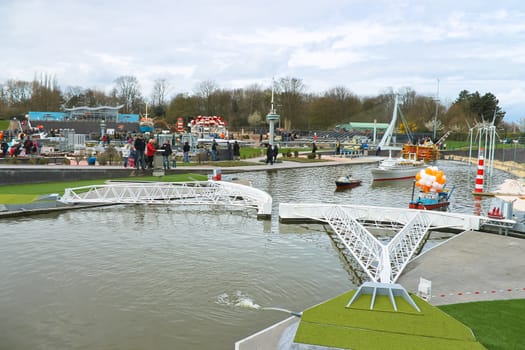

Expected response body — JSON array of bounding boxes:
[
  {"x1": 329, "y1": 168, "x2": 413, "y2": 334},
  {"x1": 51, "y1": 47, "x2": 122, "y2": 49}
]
[
  {"x1": 272, "y1": 144, "x2": 279, "y2": 163},
  {"x1": 227, "y1": 141, "x2": 233, "y2": 160},
  {"x1": 183, "y1": 141, "x2": 191, "y2": 163},
  {"x1": 233, "y1": 141, "x2": 240, "y2": 160},
  {"x1": 312, "y1": 142, "x2": 317, "y2": 154},
  {"x1": 265, "y1": 144, "x2": 273, "y2": 165},
  {"x1": 211, "y1": 139, "x2": 218, "y2": 161},
  {"x1": 160, "y1": 140, "x2": 173, "y2": 170},
  {"x1": 133, "y1": 135, "x2": 146, "y2": 170}
]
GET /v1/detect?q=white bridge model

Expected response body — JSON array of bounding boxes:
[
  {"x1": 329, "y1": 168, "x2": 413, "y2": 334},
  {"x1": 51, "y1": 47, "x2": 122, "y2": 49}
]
[
  {"x1": 280, "y1": 203, "x2": 515, "y2": 284},
  {"x1": 60, "y1": 181, "x2": 273, "y2": 219}
]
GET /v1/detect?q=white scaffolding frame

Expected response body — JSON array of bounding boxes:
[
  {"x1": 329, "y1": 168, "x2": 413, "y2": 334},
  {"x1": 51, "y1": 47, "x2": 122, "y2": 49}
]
[
  {"x1": 59, "y1": 180, "x2": 273, "y2": 218},
  {"x1": 323, "y1": 206, "x2": 431, "y2": 284}
]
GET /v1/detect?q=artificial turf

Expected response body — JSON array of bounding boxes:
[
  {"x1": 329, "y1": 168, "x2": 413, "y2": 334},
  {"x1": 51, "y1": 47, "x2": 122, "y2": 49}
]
[{"x1": 294, "y1": 290, "x2": 487, "y2": 350}]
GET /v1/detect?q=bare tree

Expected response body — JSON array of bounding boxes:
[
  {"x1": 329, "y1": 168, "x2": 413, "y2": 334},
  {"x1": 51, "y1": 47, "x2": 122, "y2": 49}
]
[
  {"x1": 151, "y1": 78, "x2": 170, "y2": 107},
  {"x1": 194, "y1": 80, "x2": 218, "y2": 115},
  {"x1": 4, "y1": 79, "x2": 32, "y2": 106},
  {"x1": 276, "y1": 77, "x2": 305, "y2": 130},
  {"x1": 114, "y1": 75, "x2": 142, "y2": 113}
]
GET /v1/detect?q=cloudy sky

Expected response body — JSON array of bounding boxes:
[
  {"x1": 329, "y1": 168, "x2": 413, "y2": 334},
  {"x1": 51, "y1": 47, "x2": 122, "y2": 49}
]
[{"x1": 1, "y1": 0, "x2": 524, "y2": 122}]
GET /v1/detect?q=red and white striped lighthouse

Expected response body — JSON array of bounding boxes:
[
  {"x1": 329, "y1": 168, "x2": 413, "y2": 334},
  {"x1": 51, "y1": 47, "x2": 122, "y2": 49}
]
[{"x1": 474, "y1": 152, "x2": 484, "y2": 193}]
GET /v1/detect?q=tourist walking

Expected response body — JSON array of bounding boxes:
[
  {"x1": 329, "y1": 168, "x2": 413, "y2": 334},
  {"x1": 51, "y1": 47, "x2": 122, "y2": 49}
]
[
  {"x1": 211, "y1": 139, "x2": 218, "y2": 161},
  {"x1": 273, "y1": 144, "x2": 279, "y2": 163},
  {"x1": 227, "y1": 141, "x2": 233, "y2": 160},
  {"x1": 121, "y1": 143, "x2": 131, "y2": 168},
  {"x1": 233, "y1": 141, "x2": 240, "y2": 160},
  {"x1": 160, "y1": 140, "x2": 173, "y2": 170},
  {"x1": 266, "y1": 144, "x2": 274, "y2": 165},
  {"x1": 134, "y1": 135, "x2": 146, "y2": 170},
  {"x1": 145, "y1": 138, "x2": 157, "y2": 169},
  {"x1": 183, "y1": 141, "x2": 191, "y2": 163},
  {"x1": 312, "y1": 142, "x2": 317, "y2": 154},
  {"x1": 129, "y1": 146, "x2": 136, "y2": 168}
]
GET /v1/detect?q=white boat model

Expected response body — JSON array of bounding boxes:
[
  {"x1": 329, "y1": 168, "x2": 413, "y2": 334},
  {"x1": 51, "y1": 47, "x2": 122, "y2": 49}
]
[{"x1": 371, "y1": 154, "x2": 425, "y2": 181}]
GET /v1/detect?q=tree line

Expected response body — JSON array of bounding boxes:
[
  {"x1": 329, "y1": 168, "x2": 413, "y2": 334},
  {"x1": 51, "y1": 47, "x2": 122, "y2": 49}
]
[{"x1": 0, "y1": 73, "x2": 520, "y2": 136}]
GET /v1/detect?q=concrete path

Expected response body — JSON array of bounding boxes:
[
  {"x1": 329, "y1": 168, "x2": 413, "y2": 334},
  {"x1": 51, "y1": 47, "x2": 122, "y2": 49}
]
[
  {"x1": 0, "y1": 154, "x2": 381, "y2": 172},
  {"x1": 0, "y1": 155, "x2": 382, "y2": 185},
  {"x1": 398, "y1": 230, "x2": 525, "y2": 305}
]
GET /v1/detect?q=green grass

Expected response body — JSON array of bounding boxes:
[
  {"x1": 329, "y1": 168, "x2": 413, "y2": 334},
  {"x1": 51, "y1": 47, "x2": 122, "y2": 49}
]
[
  {"x1": 0, "y1": 173, "x2": 208, "y2": 204},
  {"x1": 439, "y1": 299, "x2": 525, "y2": 350},
  {"x1": 445, "y1": 140, "x2": 525, "y2": 151},
  {"x1": 294, "y1": 290, "x2": 486, "y2": 350},
  {"x1": 0, "y1": 119, "x2": 9, "y2": 131},
  {"x1": 445, "y1": 140, "x2": 471, "y2": 150},
  {"x1": 240, "y1": 147, "x2": 266, "y2": 158}
]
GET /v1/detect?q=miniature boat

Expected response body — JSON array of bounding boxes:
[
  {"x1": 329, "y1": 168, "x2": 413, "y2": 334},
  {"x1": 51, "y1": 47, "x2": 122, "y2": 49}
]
[
  {"x1": 335, "y1": 175, "x2": 362, "y2": 190},
  {"x1": 409, "y1": 166, "x2": 453, "y2": 211},
  {"x1": 371, "y1": 155, "x2": 425, "y2": 181},
  {"x1": 409, "y1": 191, "x2": 451, "y2": 210}
]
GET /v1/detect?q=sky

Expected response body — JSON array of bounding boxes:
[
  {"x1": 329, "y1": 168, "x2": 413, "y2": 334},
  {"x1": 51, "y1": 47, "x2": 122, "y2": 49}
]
[{"x1": 1, "y1": 0, "x2": 524, "y2": 123}]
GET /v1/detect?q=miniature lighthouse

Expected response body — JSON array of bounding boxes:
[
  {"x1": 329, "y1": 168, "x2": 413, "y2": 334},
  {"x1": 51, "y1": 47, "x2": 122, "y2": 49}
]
[{"x1": 266, "y1": 81, "x2": 280, "y2": 146}]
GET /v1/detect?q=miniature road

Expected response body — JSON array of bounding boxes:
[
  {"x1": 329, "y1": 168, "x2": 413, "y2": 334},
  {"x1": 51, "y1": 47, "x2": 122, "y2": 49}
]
[{"x1": 398, "y1": 230, "x2": 525, "y2": 305}]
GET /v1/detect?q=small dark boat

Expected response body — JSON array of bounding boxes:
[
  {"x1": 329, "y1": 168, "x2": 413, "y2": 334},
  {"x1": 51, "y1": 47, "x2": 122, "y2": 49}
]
[{"x1": 335, "y1": 175, "x2": 362, "y2": 190}]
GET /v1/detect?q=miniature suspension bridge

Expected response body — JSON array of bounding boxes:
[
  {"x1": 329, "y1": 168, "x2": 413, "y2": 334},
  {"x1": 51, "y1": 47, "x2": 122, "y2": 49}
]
[
  {"x1": 279, "y1": 203, "x2": 518, "y2": 284},
  {"x1": 59, "y1": 180, "x2": 273, "y2": 219}
]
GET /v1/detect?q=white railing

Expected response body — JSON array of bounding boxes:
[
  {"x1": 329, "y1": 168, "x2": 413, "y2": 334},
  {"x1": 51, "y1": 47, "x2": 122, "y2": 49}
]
[{"x1": 60, "y1": 180, "x2": 272, "y2": 218}]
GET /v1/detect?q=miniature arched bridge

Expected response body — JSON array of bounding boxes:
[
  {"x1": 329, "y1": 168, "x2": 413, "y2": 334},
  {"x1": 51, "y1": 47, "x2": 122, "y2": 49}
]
[
  {"x1": 59, "y1": 180, "x2": 273, "y2": 219},
  {"x1": 279, "y1": 203, "x2": 516, "y2": 284}
]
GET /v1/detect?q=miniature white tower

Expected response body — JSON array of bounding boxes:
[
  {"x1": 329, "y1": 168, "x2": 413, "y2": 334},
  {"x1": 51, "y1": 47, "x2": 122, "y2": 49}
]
[{"x1": 266, "y1": 79, "x2": 280, "y2": 146}]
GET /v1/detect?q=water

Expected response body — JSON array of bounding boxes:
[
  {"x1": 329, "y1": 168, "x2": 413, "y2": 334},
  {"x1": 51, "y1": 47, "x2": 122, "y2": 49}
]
[{"x1": 0, "y1": 160, "x2": 515, "y2": 350}]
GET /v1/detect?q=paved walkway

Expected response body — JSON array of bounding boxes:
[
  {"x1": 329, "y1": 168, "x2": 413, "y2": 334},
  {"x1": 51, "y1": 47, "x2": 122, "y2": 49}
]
[
  {"x1": 0, "y1": 154, "x2": 381, "y2": 171},
  {"x1": 398, "y1": 230, "x2": 525, "y2": 305}
]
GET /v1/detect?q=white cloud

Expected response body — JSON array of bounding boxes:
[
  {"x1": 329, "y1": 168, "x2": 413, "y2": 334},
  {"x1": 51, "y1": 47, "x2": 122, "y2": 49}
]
[{"x1": 1, "y1": 0, "x2": 525, "y2": 121}]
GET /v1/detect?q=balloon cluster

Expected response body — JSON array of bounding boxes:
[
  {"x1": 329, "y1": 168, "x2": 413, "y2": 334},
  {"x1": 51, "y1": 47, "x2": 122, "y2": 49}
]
[{"x1": 415, "y1": 166, "x2": 446, "y2": 193}]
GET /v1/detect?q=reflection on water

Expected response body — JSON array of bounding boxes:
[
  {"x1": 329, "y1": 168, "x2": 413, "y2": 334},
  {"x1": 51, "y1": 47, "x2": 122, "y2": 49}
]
[
  {"x1": 0, "y1": 160, "x2": 515, "y2": 350},
  {"x1": 370, "y1": 178, "x2": 415, "y2": 188}
]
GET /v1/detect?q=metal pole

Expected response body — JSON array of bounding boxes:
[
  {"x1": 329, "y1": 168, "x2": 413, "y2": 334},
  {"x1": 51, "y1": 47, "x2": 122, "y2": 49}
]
[{"x1": 433, "y1": 79, "x2": 440, "y2": 141}]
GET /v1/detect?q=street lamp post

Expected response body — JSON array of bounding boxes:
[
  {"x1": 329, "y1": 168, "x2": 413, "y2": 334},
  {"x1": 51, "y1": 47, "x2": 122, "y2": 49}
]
[{"x1": 433, "y1": 79, "x2": 440, "y2": 141}]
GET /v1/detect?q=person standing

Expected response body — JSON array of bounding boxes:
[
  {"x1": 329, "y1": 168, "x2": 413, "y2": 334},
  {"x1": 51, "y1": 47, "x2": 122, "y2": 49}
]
[
  {"x1": 121, "y1": 143, "x2": 131, "y2": 168},
  {"x1": 233, "y1": 141, "x2": 240, "y2": 160},
  {"x1": 134, "y1": 135, "x2": 146, "y2": 170},
  {"x1": 266, "y1": 143, "x2": 273, "y2": 165},
  {"x1": 129, "y1": 146, "x2": 136, "y2": 168},
  {"x1": 1, "y1": 141, "x2": 8, "y2": 157},
  {"x1": 312, "y1": 142, "x2": 317, "y2": 154},
  {"x1": 183, "y1": 141, "x2": 191, "y2": 163},
  {"x1": 226, "y1": 141, "x2": 233, "y2": 161},
  {"x1": 336, "y1": 140, "x2": 341, "y2": 155},
  {"x1": 211, "y1": 139, "x2": 218, "y2": 161},
  {"x1": 145, "y1": 138, "x2": 157, "y2": 169},
  {"x1": 272, "y1": 144, "x2": 279, "y2": 163},
  {"x1": 161, "y1": 140, "x2": 173, "y2": 170}
]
